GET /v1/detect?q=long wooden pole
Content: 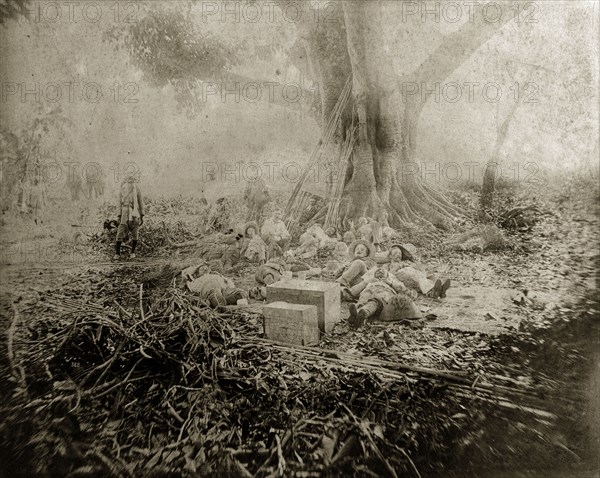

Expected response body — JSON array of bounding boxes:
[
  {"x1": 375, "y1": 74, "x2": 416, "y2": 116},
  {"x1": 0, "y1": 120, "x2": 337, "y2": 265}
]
[{"x1": 285, "y1": 77, "x2": 352, "y2": 217}]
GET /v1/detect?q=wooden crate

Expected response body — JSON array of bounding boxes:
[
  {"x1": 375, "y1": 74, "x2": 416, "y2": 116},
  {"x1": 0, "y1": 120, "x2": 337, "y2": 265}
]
[
  {"x1": 266, "y1": 279, "x2": 340, "y2": 333},
  {"x1": 262, "y1": 301, "x2": 319, "y2": 346}
]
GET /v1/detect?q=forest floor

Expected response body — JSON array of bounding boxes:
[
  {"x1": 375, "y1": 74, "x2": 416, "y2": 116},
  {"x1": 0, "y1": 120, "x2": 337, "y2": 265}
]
[{"x1": 0, "y1": 175, "x2": 598, "y2": 477}]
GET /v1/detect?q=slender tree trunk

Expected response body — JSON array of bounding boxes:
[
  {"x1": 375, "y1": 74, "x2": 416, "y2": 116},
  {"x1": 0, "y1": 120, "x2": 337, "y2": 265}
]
[
  {"x1": 481, "y1": 46, "x2": 542, "y2": 213},
  {"x1": 481, "y1": 101, "x2": 519, "y2": 210},
  {"x1": 481, "y1": 149, "x2": 500, "y2": 211}
]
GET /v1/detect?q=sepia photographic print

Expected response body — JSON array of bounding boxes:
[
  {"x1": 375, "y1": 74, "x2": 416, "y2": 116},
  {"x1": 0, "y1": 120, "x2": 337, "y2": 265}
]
[{"x1": 0, "y1": 0, "x2": 598, "y2": 476}]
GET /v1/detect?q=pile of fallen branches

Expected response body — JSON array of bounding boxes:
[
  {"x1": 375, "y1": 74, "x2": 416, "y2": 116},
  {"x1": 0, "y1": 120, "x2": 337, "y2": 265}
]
[
  {"x1": 145, "y1": 196, "x2": 209, "y2": 217},
  {"x1": 90, "y1": 218, "x2": 203, "y2": 257},
  {"x1": 1, "y1": 281, "x2": 562, "y2": 477},
  {"x1": 91, "y1": 195, "x2": 232, "y2": 257}
]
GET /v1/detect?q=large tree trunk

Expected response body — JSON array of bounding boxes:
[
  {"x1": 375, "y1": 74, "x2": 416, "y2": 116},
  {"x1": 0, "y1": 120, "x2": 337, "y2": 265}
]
[
  {"x1": 298, "y1": 1, "x2": 525, "y2": 230},
  {"x1": 340, "y1": 0, "x2": 382, "y2": 219},
  {"x1": 338, "y1": 0, "x2": 465, "y2": 230}
]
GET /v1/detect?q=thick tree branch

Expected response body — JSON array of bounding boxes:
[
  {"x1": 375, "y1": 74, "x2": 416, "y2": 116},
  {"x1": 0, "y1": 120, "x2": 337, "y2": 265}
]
[
  {"x1": 398, "y1": 1, "x2": 528, "y2": 160},
  {"x1": 161, "y1": 58, "x2": 315, "y2": 110},
  {"x1": 408, "y1": 1, "x2": 528, "y2": 86}
]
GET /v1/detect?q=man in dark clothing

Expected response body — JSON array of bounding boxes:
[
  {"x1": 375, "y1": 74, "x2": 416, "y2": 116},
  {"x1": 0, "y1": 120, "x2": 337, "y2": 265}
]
[
  {"x1": 298, "y1": 197, "x2": 320, "y2": 225},
  {"x1": 67, "y1": 173, "x2": 84, "y2": 202},
  {"x1": 114, "y1": 176, "x2": 144, "y2": 260},
  {"x1": 244, "y1": 177, "x2": 270, "y2": 222}
]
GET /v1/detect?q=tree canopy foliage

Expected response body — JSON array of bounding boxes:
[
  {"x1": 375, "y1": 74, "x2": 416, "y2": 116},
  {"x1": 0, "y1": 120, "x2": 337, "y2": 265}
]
[{"x1": 0, "y1": 0, "x2": 30, "y2": 25}]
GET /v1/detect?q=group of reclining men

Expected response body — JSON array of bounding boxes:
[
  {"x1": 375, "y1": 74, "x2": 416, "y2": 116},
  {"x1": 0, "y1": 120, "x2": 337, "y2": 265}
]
[
  {"x1": 110, "y1": 176, "x2": 450, "y2": 327},
  {"x1": 182, "y1": 205, "x2": 451, "y2": 328}
]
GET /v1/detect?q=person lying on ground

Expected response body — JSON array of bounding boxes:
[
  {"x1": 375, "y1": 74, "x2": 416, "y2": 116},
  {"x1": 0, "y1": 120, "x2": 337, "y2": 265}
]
[
  {"x1": 173, "y1": 227, "x2": 238, "y2": 249},
  {"x1": 167, "y1": 228, "x2": 229, "y2": 259},
  {"x1": 254, "y1": 257, "x2": 287, "y2": 286},
  {"x1": 341, "y1": 249, "x2": 419, "y2": 302},
  {"x1": 173, "y1": 229, "x2": 242, "y2": 269},
  {"x1": 250, "y1": 257, "x2": 320, "y2": 300},
  {"x1": 115, "y1": 174, "x2": 144, "y2": 260},
  {"x1": 185, "y1": 270, "x2": 247, "y2": 308},
  {"x1": 347, "y1": 268, "x2": 422, "y2": 328},
  {"x1": 334, "y1": 239, "x2": 378, "y2": 288},
  {"x1": 181, "y1": 262, "x2": 211, "y2": 282},
  {"x1": 385, "y1": 243, "x2": 451, "y2": 299},
  {"x1": 241, "y1": 221, "x2": 267, "y2": 263},
  {"x1": 340, "y1": 243, "x2": 450, "y2": 300},
  {"x1": 286, "y1": 231, "x2": 319, "y2": 260},
  {"x1": 325, "y1": 226, "x2": 342, "y2": 243},
  {"x1": 201, "y1": 229, "x2": 239, "y2": 261},
  {"x1": 254, "y1": 256, "x2": 319, "y2": 286},
  {"x1": 304, "y1": 224, "x2": 334, "y2": 248}
]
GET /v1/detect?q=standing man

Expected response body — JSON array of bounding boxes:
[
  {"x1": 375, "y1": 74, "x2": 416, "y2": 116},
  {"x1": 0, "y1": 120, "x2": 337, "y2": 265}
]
[
  {"x1": 114, "y1": 174, "x2": 144, "y2": 260},
  {"x1": 244, "y1": 176, "x2": 270, "y2": 222},
  {"x1": 30, "y1": 177, "x2": 46, "y2": 226},
  {"x1": 86, "y1": 169, "x2": 105, "y2": 200},
  {"x1": 19, "y1": 175, "x2": 31, "y2": 214},
  {"x1": 67, "y1": 172, "x2": 84, "y2": 202}
]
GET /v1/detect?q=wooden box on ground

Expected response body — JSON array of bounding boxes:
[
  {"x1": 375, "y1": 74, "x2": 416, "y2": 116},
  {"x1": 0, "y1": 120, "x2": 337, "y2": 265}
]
[
  {"x1": 263, "y1": 301, "x2": 319, "y2": 345},
  {"x1": 266, "y1": 279, "x2": 340, "y2": 334}
]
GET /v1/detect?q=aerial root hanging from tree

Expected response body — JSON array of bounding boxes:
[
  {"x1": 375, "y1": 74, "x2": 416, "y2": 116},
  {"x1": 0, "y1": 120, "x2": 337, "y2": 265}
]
[
  {"x1": 386, "y1": 179, "x2": 439, "y2": 230},
  {"x1": 410, "y1": 181, "x2": 464, "y2": 220},
  {"x1": 404, "y1": 186, "x2": 453, "y2": 230},
  {"x1": 333, "y1": 173, "x2": 467, "y2": 231},
  {"x1": 421, "y1": 182, "x2": 468, "y2": 217},
  {"x1": 398, "y1": 177, "x2": 470, "y2": 230}
]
